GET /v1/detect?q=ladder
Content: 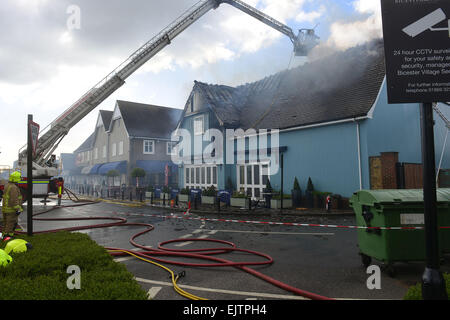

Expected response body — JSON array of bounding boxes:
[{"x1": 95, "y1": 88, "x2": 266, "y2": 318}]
[{"x1": 18, "y1": 0, "x2": 316, "y2": 169}]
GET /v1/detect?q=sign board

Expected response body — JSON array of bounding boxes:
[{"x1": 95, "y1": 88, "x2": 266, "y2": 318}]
[
  {"x1": 380, "y1": 0, "x2": 450, "y2": 103},
  {"x1": 29, "y1": 120, "x2": 40, "y2": 156}
]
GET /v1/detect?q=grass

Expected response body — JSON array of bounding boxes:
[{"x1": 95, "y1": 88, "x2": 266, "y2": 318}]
[
  {"x1": 404, "y1": 273, "x2": 450, "y2": 300},
  {"x1": 0, "y1": 231, "x2": 148, "y2": 300}
]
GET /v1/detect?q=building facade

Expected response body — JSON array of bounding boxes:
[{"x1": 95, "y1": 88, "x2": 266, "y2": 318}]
[
  {"x1": 175, "y1": 40, "x2": 450, "y2": 199},
  {"x1": 68, "y1": 100, "x2": 182, "y2": 193}
]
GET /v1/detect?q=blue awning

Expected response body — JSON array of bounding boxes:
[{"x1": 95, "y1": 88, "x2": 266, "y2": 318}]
[
  {"x1": 89, "y1": 163, "x2": 104, "y2": 175},
  {"x1": 98, "y1": 161, "x2": 127, "y2": 175},
  {"x1": 136, "y1": 160, "x2": 176, "y2": 174}
]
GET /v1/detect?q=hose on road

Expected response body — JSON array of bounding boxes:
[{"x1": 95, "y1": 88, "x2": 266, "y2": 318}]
[{"x1": 9, "y1": 200, "x2": 334, "y2": 300}]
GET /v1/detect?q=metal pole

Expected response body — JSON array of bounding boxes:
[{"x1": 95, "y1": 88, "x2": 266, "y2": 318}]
[
  {"x1": 280, "y1": 152, "x2": 284, "y2": 214},
  {"x1": 420, "y1": 102, "x2": 447, "y2": 300},
  {"x1": 27, "y1": 115, "x2": 33, "y2": 236}
]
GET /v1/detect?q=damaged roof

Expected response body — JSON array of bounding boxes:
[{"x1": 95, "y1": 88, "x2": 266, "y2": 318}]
[
  {"x1": 189, "y1": 40, "x2": 386, "y2": 130},
  {"x1": 116, "y1": 100, "x2": 183, "y2": 139}
]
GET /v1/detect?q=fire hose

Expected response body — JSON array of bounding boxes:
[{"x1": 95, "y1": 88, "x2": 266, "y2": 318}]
[{"x1": 7, "y1": 200, "x2": 333, "y2": 300}]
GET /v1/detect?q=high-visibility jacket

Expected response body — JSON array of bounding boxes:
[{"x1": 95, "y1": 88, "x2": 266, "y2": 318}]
[{"x1": 2, "y1": 183, "x2": 23, "y2": 214}]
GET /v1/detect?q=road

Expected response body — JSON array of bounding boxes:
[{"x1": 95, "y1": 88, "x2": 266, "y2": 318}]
[{"x1": 18, "y1": 199, "x2": 450, "y2": 300}]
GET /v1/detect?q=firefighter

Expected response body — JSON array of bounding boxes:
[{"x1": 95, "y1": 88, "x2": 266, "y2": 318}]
[{"x1": 1, "y1": 171, "x2": 24, "y2": 241}]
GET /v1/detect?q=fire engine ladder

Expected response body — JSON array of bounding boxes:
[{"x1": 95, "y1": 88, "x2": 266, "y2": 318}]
[{"x1": 18, "y1": 0, "x2": 311, "y2": 168}]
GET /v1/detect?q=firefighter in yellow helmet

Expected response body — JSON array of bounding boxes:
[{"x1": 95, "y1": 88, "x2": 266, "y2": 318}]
[{"x1": 1, "y1": 171, "x2": 24, "y2": 241}]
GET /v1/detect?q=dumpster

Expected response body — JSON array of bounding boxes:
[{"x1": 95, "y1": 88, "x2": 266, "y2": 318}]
[{"x1": 350, "y1": 188, "x2": 450, "y2": 276}]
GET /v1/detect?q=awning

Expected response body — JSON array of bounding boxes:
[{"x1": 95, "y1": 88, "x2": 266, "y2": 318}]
[
  {"x1": 136, "y1": 160, "x2": 176, "y2": 174},
  {"x1": 89, "y1": 163, "x2": 104, "y2": 175},
  {"x1": 81, "y1": 165, "x2": 94, "y2": 175},
  {"x1": 98, "y1": 161, "x2": 127, "y2": 175}
]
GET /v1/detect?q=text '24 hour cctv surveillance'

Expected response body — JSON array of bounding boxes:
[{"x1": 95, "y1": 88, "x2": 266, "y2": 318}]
[{"x1": 403, "y1": 8, "x2": 450, "y2": 38}]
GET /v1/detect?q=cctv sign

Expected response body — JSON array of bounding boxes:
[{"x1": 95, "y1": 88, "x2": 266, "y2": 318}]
[{"x1": 381, "y1": 0, "x2": 450, "y2": 103}]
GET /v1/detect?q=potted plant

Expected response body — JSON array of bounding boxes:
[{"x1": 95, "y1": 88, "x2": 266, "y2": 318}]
[
  {"x1": 230, "y1": 191, "x2": 249, "y2": 208},
  {"x1": 161, "y1": 185, "x2": 171, "y2": 200},
  {"x1": 271, "y1": 193, "x2": 293, "y2": 209},
  {"x1": 179, "y1": 187, "x2": 190, "y2": 202},
  {"x1": 291, "y1": 177, "x2": 302, "y2": 208},
  {"x1": 201, "y1": 185, "x2": 217, "y2": 205},
  {"x1": 145, "y1": 185, "x2": 155, "y2": 199},
  {"x1": 131, "y1": 167, "x2": 146, "y2": 188},
  {"x1": 305, "y1": 177, "x2": 314, "y2": 208}
]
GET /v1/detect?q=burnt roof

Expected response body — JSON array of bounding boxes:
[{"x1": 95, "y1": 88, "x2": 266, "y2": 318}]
[
  {"x1": 116, "y1": 100, "x2": 183, "y2": 138},
  {"x1": 191, "y1": 40, "x2": 386, "y2": 130}
]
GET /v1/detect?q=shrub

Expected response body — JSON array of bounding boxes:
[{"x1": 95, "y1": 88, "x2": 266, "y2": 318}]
[
  {"x1": 147, "y1": 185, "x2": 155, "y2": 192},
  {"x1": 162, "y1": 186, "x2": 170, "y2": 194},
  {"x1": 306, "y1": 177, "x2": 314, "y2": 192},
  {"x1": 293, "y1": 177, "x2": 301, "y2": 191},
  {"x1": 203, "y1": 185, "x2": 217, "y2": 197},
  {"x1": 232, "y1": 191, "x2": 247, "y2": 199},
  {"x1": 404, "y1": 273, "x2": 450, "y2": 300},
  {"x1": 180, "y1": 187, "x2": 190, "y2": 195},
  {"x1": 0, "y1": 232, "x2": 147, "y2": 300},
  {"x1": 272, "y1": 192, "x2": 292, "y2": 200}
]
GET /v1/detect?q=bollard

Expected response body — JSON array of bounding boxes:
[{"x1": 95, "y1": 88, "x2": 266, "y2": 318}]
[
  {"x1": 163, "y1": 193, "x2": 166, "y2": 206},
  {"x1": 140, "y1": 191, "x2": 143, "y2": 202},
  {"x1": 151, "y1": 193, "x2": 154, "y2": 205},
  {"x1": 122, "y1": 191, "x2": 124, "y2": 201},
  {"x1": 217, "y1": 196, "x2": 220, "y2": 214},
  {"x1": 130, "y1": 191, "x2": 132, "y2": 201}
]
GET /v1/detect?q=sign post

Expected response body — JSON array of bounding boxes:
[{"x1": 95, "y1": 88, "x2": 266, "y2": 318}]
[{"x1": 380, "y1": 0, "x2": 449, "y2": 300}]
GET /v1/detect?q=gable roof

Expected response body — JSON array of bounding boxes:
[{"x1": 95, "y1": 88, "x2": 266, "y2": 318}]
[
  {"x1": 184, "y1": 39, "x2": 386, "y2": 130},
  {"x1": 116, "y1": 100, "x2": 183, "y2": 139},
  {"x1": 74, "y1": 132, "x2": 95, "y2": 153},
  {"x1": 99, "y1": 110, "x2": 113, "y2": 129}
]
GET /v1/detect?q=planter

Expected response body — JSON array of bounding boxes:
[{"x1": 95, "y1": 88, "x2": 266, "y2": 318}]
[
  {"x1": 201, "y1": 196, "x2": 216, "y2": 205},
  {"x1": 160, "y1": 193, "x2": 170, "y2": 200},
  {"x1": 178, "y1": 194, "x2": 189, "y2": 202},
  {"x1": 271, "y1": 199, "x2": 292, "y2": 209},
  {"x1": 230, "y1": 197, "x2": 249, "y2": 208}
]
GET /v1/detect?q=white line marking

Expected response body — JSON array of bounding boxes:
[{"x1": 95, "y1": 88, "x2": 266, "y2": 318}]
[
  {"x1": 135, "y1": 277, "x2": 307, "y2": 300},
  {"x1": 147, "y1": 287, "x2": 162, "y2": 300},
  {"x1": 201, "y1": 230, "x2": 334, "y2": 236}
]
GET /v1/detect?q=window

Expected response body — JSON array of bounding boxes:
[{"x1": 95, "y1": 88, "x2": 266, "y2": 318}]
[
  {"x1": 143, "y1": 140, "x2": 154, "y2": 154},
  {"x1": 167, "y1": 142, "x2": 176, "y2": 155},
  {"x1": 94, "y1": 148, "x2": 98, "y2": 160},
  {"x1": 237, "y1": 163, "x2": 270, "y2": 200},
  {"x1": 112, "y1": 143, "x2": 117, "y2": 157},
  {"x1": 184, "y1": 165, "x2": 218, "y2": 189},
  {"x1": 102, "y1": 145, "x2": 107, "y2": 158},
  {"x1": 119, "y1": 141, "x2": 124, "y2": 156},
  {"x1": 193, "y1": 115, "x2": 204, "y2": 135}
]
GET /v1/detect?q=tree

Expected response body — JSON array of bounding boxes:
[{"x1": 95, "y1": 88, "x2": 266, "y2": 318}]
[
  {"x1": 106, "y1": 170, "x2": 120, "y2": 187},
  {"x1": 131, "y1": 167, "x2": 146, "y2": 187}
]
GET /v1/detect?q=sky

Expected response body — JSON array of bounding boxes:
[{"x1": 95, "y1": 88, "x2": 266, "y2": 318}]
[{"x1": 0, "y1": 0, "x2": 383, "y2": 167}]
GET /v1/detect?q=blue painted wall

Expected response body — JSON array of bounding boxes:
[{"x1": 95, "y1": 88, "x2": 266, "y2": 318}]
[
  {"x1": 269, "y1": 121, "x2": 361, "y2": 197},
  {"x1": 176, "y1": 81, "x2": 449, "y2": 197}
]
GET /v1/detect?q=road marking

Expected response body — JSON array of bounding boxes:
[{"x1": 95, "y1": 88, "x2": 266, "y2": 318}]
[
  {"x1": 135, "y1": 277, "x2": 307, "y2": 300},
  {"x1": 147, "y1": 287, "x2": 162, "y2": 300},
  {"x1": 175, "y1": 234, "x2": 210, "y2": 247},
  {"x1": 113, "y1": 248, "x2": 149, "y2": 262},
  {"x1": 200, "y1": 230, "x2": 334, "y2": 236}
]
